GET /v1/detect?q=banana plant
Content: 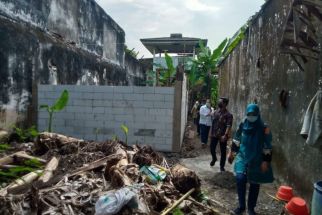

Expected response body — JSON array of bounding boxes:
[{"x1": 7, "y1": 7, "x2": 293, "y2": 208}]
[
  {"x1": 121, "y1": 124, "x2": 129, "y2": 144},
  {"x1": 155, "y1": 53, "x2": 177, "y2": 87},
  {"x1": 40, "y1": 90, "x2": 69, "y2": 132},
  {"x1": 187, "y1": 38, "x2": 228, "y2": 97}
]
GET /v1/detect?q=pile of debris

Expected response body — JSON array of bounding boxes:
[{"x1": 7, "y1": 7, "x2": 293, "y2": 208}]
[{"x1": 0, "y1": 132, "x2": 219, "y2": 215}]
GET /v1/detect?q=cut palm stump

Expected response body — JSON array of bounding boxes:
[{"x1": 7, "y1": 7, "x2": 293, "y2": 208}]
[
  {"x1": 171, "y1": 164, "x2": 201, "y2": 193},
  {"x1": 0, "y1": 170, "x2": 43, "y2": 196},
  {"x1": 0, "y1": 151, "x2": 47, "y2": 166},
  {"x1": 38, "y1": 157, "x2": 59, "y2": 183}
]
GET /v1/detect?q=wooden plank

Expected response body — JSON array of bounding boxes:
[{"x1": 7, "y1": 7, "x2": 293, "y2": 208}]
[{"x1": 160, "y1": 188, "x2": 195, "y2": 215}]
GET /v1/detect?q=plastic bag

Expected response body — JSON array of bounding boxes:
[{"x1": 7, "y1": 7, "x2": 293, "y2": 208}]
[{"x1": 95, "y1": 187, "x2": 136, "y2": 215}]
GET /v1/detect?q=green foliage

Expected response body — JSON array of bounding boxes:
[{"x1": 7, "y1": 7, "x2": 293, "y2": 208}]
[
  {"x1": 0, "y1": 144, "x2": 10, "y2": 152},
  {"x1": 24, "y1": 158, "x2": 43, "y2": 169},
  {"x1": 172, "y1": 207, "x2": 184, "y2": 215},
  {"x1": 155, "y1": 53, "x2": 177, "y2": 87},
  {"x1": 112, "y1": 135, "x2": 119, "y2": 142},
  {"x1": 13, "y1": 125, "x2": 39, "y2": 142},
  {"x1": 219, "y1": 24, "x2": 247, "y2": 64},
  {"x1": 145, "y1": 70, "x2": 156, "y2": 86},
  {"x1": 121, "y1": 124, "x2": 129, "y2": 144},
  {"x1": 40, "y1": 90, "x2": 69, "y2": 132},
  {"x1": 125, "y1": 45, "x2": 140, "y2": 59},
  {"x1": 186, "y1": 39, "x2": 228, "y2": 100},
  {"x1": 0, "y1": 158, "x2": 43, "y2": 183}
]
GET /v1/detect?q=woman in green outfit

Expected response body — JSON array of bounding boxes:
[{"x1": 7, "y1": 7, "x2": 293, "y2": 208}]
[{"x1": 230, "y1": 104, "x2": 274, "y2": 215}]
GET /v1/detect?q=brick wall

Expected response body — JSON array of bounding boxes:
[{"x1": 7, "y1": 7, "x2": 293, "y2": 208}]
[{"x1": 37, "y1": 85, "x2": 175, "y2": 151}]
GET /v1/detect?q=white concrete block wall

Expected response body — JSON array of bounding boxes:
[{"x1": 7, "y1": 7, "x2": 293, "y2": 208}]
[{"x1": 37, "y1": 85, "x2": 175, "y2": 152}]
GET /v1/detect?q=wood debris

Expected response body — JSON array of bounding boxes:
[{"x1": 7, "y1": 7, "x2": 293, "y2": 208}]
[{"x1": 0, "y1": 132, "x2": 218, "y2": 215}]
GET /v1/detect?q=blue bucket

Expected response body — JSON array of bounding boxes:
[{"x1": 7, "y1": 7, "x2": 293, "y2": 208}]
[{"x1": 311, "y1": 181, "x2": 322, "y2": 215}]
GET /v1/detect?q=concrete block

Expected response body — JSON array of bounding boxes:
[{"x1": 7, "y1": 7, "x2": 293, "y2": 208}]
[
  {"x1": 112, "y1": 101, "x2": 128, "y2": 108},
  {"x1": 133, "y1": 108, "x2": 146, "y2": 115},
  {"x1": 144, "y1": 94, "x2": 164, "y2": 101},
  {"x1": 155, "y1": 130, "x2": 173, "y2": 138},
  {"x1": 93, "y1": 86, "x2": 114, "y2": 93},
  {"x1": 82, "y1": 92, "x2": 94, "y2": 99},
  {"x1": 155, "y1": 115, "x2": 172, "y2": 123},
  {"x1": 55, "y1": 112, "x2": 75, "y2": 120},
  {"x1": 54, "y1": 85, "x2": 75, "y2": 92},
  {"x1": 92, "y1": 100, "x2": 105, "y2": 107},
  {"x1": 154, "y1": 87, "x2": 174, "y2": 95},
  {"x1": 133, "y1": 86, "x2": 155, "y2": 94},
  {"x1": 132, "y1": 101, "x2": 154, "y2": 108},
  {"x1": 38, "y1": 111, "x2": 48, "y2": 119},
  {"x1": 148, "y1": 109, "x2": 166, "y2": 116},
  {"x1": 69, "y1": 92, "x2": 82, "y2": 99},
  {"x1": 144, "y1": 122, "x2": 166, "y2": 130},
  {"x1": 93, "y1": 107, "x2": 105, "y2": 114},
  {"x1": 103, "y1": 101, "x2": 113, "y2": 107},
  {"x1": 77, "y1": 85, "x2": 95, "y2": 92},
  {"x1": 52, "y1": 119, "x2": 65, "y2": 127},
  {"x1": 112, "y1": 93, "x2": 124, "y2": 100},
  {"x1": 164, "y1": 94, "x2": 174, "y2": 102},
  {"x1": 38, "y1": 85, "x2": 52, "y2": 92},
  {"x1": 92, "y1": 92, "x2": 105, "y2": 100},
  {"x1": 73, "y1": 99, "x2": 93, "y2": 106},
  {"x1": 114, "y1": 115, "x2": 134, "y2": 123},
  {"x1": 123, "y1": 93, "x2": 143, "y2": 101},
  {"x1": 37, "y1": 91, "x2": 46, "y2": 99},
  {"x1": 84, "y1": 120, "x2": 105, "y2": 127},
  {"x1": 74, "y1": 113, "x2": 94, "y2": 121},
  {"x1": 93, "y1": 113, "x2": 106, "y2": 121},
  {"x1": 154, "y1": 101, "x2": 174, "y2": 109},
  {"x1": 114, "y1": 86, "x2": 133, "y2": 93},
  {"x1": 103, "y1": 93, "x2": 114, "y2": 100},
  {"x1": 110, "y1": 107, "x2": 125, "y2": 115},
  {"x1": 134, "y1": 115, "x2": 154, "y2": 123}
]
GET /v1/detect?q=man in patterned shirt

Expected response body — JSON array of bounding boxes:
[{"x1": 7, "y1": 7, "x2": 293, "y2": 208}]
[{"x1": 210, "y1": 97, "x2": 233, "y2": 172}]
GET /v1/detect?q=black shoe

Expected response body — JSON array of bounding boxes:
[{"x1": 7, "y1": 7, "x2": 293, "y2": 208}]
[
  {"x1": 220, "y1": 167, "x2": 226, "y2": 172},
  {"x1": 210, "y1": 160, "x2": 216, "y2": 166},
  {"x1": 233, "y1": 207, "x2": 245, "y2": 215},
  {"x1": 247, "y1": 209, "x2": 256, "y2": 215}
]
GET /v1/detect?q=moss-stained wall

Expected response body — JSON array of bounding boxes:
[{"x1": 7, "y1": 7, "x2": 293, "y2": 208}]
[
  {"x1": 0, "y1": 0, "x2": 146, "y2": 128},
  {"x1": 218, "y1": 0, "x2": 322, "y2": 200}
]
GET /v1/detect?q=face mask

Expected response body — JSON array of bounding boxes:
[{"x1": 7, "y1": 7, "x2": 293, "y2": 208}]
[{"x1": 247, "y1": 116, "x2": 258, "y2": 122}]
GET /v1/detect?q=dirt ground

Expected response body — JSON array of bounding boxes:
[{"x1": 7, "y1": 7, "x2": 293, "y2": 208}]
[{"x1": 168, "y1": 122, "x2": 285, "y2": 215}]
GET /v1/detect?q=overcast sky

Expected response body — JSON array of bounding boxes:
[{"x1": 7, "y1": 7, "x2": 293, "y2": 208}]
[{"x1": 96, "y1": 0, "x2": 265, "y2": 58}]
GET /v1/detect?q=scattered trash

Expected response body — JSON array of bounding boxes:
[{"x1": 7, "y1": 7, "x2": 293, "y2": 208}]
[
  {"x1": 0, "y1": 132, "x2": 215, "y2": 215},
  {"x1": 95, "y1": 187, "x2": 137, "y2": 215},
  {"x1": 140, "y1": 166, "x2": 166, "y2": 184}
]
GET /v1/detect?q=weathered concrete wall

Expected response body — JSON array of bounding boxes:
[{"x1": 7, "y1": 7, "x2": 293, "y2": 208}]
[
  {"x1": 38, "y1": 85, "x2": 174, "y2": 152},
  {"x1": 218, "y1": 0, "x2": 322, "y2": 200},
  {"x1": 0, "y1": 0, "x2": 146, "y2": 129},
  {"x1": 0, "y1": 0, "x2": 125, "y2": 64}
]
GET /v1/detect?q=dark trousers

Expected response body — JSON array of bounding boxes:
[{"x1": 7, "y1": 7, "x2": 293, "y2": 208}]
[
  {"x1": 193, "y1": 118, "x2": 200, "y2": 135},
  {"x1": 210, "y1": 137, "x2": 227, "y2": 168},
  {"x1": 236, "y1": 173, "x2": 260, "y2": 210},
  {"x1": 200, "y1": 124, "x2": 210, "y2": 144}
]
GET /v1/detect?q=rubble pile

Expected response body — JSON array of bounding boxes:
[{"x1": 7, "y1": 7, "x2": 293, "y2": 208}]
[{"x1": 0, "y1": 132, "x2": 219, "y2": 215}]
